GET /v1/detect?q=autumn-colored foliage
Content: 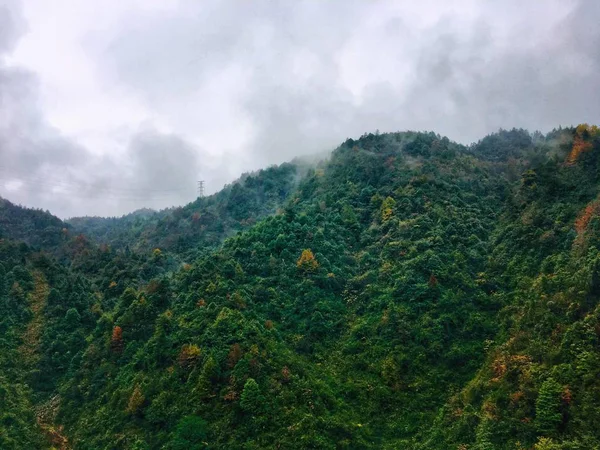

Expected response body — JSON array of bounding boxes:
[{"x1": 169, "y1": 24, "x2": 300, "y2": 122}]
[
  {"x1": 428, "y1": 274, "x2": 438, "y2": 287},
  {"x1": 566, "y1": 123, "x2": 598, "y2": 165},
  {"x1": 126, "y1": 385, "x2": 145, "y2": 414},
  {"x1": 509, "y1": 391, "x2": 525, "y2": 406},
  {"x1": 227, "y1": 343, "x2": 243, "y2": 368},
  {"x1": 178, "y1": 344, "x2": 201, "y2": 369},
  {"x1": 111, "y1": 326, "x2": 123, "y2": 353},
  {"x1": 381, "y1": 196, "x2": 396, "y2": 222},
  {"x1": 566, "y1": 135, "x2": 592, "y2": 165},
  {"x1": 491, "y1": 355, "x2": 507, "y2": 382},
  {"x1": 296, "y1": 249, "x2": 319, "y2": 271},
  {"x1": 574, "y1": 200, "x2": 600, "y2": 235},
  {"x1": 281, "y1": 366, "x2": 291, "y2": 383},
  {"x1": 223, "y1": 387, "x2": 238, "y2": 401},
  {"x1": 562, "y1": 386, "x2": 572, "y2": 405}
]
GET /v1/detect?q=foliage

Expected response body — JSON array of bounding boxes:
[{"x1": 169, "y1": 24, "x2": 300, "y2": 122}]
[{"x1": 1, "y1": 126, "x2": 600, "y2": 448}]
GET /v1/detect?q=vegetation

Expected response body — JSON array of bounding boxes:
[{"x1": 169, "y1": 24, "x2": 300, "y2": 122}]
[{"x1": 1, "y1": 125, "x2": 600, "y2": 448}]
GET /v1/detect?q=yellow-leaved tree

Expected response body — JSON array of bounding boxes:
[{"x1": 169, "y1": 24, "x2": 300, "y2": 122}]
[{"x1": 297, "y1": 249, "x2": 319, "y2": 272}]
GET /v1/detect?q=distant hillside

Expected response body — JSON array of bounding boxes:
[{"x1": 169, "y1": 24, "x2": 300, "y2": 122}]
[
  {"x1": 67, "y1": 161, "x2": 312, "y2": 257},
  {"x1": 0, "y1": 197, "x2": 67, "y2": 249}
]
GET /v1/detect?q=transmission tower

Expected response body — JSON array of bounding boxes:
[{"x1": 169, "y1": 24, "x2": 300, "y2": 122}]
[{"x1": 197, "y1": 180, "x2": 205, "y2": 197}]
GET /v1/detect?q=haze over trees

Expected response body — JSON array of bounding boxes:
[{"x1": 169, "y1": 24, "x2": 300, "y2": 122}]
[{"x1": 1, "y1": 125, "x2": 600, "y2": 448}]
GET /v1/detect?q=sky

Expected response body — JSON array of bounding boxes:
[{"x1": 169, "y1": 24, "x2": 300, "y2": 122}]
[{"x1": 0, "y1": 0, "x2": 598, "y2": 218}]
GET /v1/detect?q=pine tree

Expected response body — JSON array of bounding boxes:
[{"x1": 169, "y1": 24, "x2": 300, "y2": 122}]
[
  {"x1": 240, "y1": 378, "x2": 264, "y2": 414},
  {"x1": 535, "y1": 378, "x2": 563, "y2": 437}
]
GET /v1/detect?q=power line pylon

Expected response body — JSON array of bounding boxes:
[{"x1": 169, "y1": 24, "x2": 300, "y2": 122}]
[{"x1": 197, "y1": 180, "x2": 205, "y2": 197}]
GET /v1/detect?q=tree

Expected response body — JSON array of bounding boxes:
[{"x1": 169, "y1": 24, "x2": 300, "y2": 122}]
[
  {"x1": 297, "y1": 249, "x2": 319, "y2": 272},
  {"x1": 195, "y1": 355, "x2": 219, "y2": 400},
  {"x1": 474, "y1": 419, "x2": 495, "y2": 450},
  {"x1": 126, "y1": 384, "x2": 145, "y2": 415},
  {"x1": 535, "y1": 378, "x2": 563, "y2": 437},
  {"x1": 240, "y1": 378, "x2": 264, "y2": 414},
  {"x1": 64, "y1": 308, "x2": 80, "y2": 328},
  {"x1": 534, "y1": 437, "x2": 562, "y2": 450},
  {"x1": 381, "y1": 196, "x2": 396, "y2": 222},
  {"x1": 178, "y1": 344, "x2": 201, "y2": 370},
  {"x1": 227, "y1": 343, "x2": 243, "y2": 368},
  {"x1": 169, "y1": 416, "x2": 208, "y2": 450},
  {"x1": 111, "y1": 326, "x2": 123, "y2": 353}
]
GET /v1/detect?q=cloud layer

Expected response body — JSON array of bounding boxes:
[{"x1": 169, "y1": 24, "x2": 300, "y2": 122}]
[{"x1": 1, "y1": 0, "x2": 598, "y2": 217}]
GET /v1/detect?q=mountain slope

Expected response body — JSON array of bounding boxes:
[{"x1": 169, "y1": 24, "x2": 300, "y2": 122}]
[
  {"x1": 0, "y1": 197, "x2": 68, "y2": 249},
  {"x1": 1, "y1": 126, "x2": 600, "y2": 449},
  {"x1": 52, "y1": 130, "x2": 518, "y2": 448}
]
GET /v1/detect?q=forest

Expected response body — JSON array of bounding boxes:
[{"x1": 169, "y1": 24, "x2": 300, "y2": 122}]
[{"x1": 1, "y1": 124, "x2": 600, "y2": 449}]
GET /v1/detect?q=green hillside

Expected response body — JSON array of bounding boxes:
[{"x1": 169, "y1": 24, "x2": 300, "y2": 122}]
[{"x1": 1, "y1": 125, "x2": 600, "y2": 449}]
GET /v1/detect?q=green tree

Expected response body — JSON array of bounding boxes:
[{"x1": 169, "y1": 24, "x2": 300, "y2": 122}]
[
  {"x1": 473, "y1": 418, "x2": 495, "y2": 450},
  {"x1": 169, "y1": 416, "x2": 207, "y2": 450},
  {"x1": 240, "y1": 378, "x2": 264, "y2": 414},
  {"x1": 535, "y1": 378, "x2": 563, "y2": 437}
]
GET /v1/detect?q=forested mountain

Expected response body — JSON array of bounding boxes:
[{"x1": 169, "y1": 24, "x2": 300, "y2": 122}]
[
  {"x1": 67, "y1": 160, "x2": 313, "y2": 257},
  {"x1": 0, "y1": 198, "x2": 68, "y2": 249},
  {"x1": 1, "y1": 125, "x2": 600, "y2": 449}
]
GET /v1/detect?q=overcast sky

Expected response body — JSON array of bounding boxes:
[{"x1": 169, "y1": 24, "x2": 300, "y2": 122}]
[{"x1": 0, "y1": 0, "x2": 598, "y2": 218}]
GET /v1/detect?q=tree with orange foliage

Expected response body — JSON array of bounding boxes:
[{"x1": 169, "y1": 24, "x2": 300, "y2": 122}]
[
  {"x1": 566, "y1": 124, "x2": 598, "y2": 165},
  {"x1": 227, "y1": 343, "x2": 242, "y2": 368},
  {"x1": 575, "y1": 200, "x2": 600, "y2": 235},
  {"x1": 111, "y1": 326, "x2": 123, "y2": 353},
  {"x1": 566, "y1": 135, "x2": 592, "y2": 165}
]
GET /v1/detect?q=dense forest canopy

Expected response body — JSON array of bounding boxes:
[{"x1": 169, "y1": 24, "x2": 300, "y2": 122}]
[{"x1": 2, "y1": 125, "x2": 600, "y2": 449}]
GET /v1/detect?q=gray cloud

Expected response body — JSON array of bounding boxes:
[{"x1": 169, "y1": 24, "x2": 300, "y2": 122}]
[
  {"x1": 97, "y1": 0, "x2": 600, "y2": 162},
  {"x1": 1, "y1": 0, "x2": 599, "y2": 217},
  {"x1": 0, "y1": 0, "x2": 24, "y2": 54},
  {"x1": 0, "y1": 2, "x2": 206, "y2": 217},
  {"x1": 0, "y1": 2, "x2": 89, "y2": 216}
]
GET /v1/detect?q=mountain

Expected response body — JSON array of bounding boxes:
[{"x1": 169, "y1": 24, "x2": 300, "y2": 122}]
[
  {"x1": 67, "y1": 160, "x2": 314, "y2": 258},
  {"x1": 0, "y1": 197, "x2": 68, "y2": 249},
  {"x1": 1, "y1": 125, "x2": 599, "y2": 449}
]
